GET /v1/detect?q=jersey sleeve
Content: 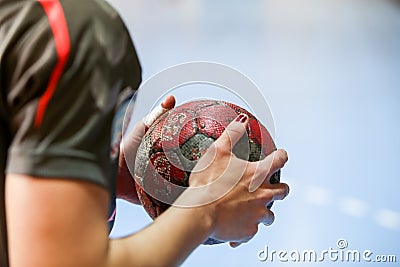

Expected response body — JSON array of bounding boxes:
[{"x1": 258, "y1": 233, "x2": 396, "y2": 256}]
[{"x1": 2, "y1": 0, "x2": 142, "y2": 191}]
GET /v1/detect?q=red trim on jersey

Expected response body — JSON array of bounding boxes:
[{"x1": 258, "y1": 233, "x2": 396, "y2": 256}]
[{"x1": 34, "y1": 0, "x2": 70, "y2": 128}]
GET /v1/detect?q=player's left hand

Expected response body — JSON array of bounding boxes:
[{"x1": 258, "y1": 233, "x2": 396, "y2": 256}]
[{"x1": 117, "y1": 95, "x2": 176, "y2": 204}]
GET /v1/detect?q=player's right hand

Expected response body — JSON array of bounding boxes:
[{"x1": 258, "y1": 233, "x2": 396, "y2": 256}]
[{"x1": 186, "y1": 113, "x2": 290, "y2": 246}]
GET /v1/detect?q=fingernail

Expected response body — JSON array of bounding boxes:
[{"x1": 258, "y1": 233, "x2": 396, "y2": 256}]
[
  {"x1": 235, "y1": 114, "x2": 248, "y2": 123},
  {"x1": 230, "y1": 242, "x2": 240, "y2": 248}
]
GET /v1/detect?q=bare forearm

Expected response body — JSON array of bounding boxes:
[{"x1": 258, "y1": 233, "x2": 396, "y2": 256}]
[
  {"x1": 7, "y1": 175, "x2": 213, "y2": 267},
  {"x1": 107, "y1": 205, "x2": 213, "y2": 267}
]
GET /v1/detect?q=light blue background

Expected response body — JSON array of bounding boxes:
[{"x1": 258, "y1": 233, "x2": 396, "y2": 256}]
[{"x1": 108, "y1": 0, "x2": 400, "y2": 266}]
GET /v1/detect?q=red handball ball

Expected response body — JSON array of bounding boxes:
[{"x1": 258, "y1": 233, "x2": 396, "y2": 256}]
[{"x1": 134, "y1": 100, "x2": 279, "y2": 245}]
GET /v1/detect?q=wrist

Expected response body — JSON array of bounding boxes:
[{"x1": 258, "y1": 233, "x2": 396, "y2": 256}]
[{"x1": 171, "y1": 189, "x2": 217, "y2": 240}]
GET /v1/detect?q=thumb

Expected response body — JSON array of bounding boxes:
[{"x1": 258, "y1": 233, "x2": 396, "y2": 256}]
[
  {"x1": 124, "y1": 95, "x2": 176, "y2": 150},
  {"x1": 142, "y1": 95, "x2": 175, "y2": 129},
  {"x1": 121, "y1": 96, "x2": 175, "y2": 169}
]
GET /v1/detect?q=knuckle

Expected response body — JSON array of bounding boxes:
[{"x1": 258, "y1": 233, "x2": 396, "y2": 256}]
[
  {"x1": 214, "y1": 142, "x2": 229, "y2": 155},
  {"x1": 245, "y1": 163, "x2": 256, "y2": 175},
  {"x1": 247, "y1": 225, "x2": 258, "y2": 237},
  {"x1": 259, "y1": 189, "x2": 274, "y2": 202}
]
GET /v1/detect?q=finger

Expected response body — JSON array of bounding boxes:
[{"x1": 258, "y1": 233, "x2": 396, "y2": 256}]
[
  {"x1": 262, "y1": 150, "x2": 288, "y2": 185},
  {"x1": 143, "y1": 95, "x2": 176, "y2": 128},
  {"x1": 194, "y1": 114, "x2": 249, "y2": 173},
  {"x1": 261, "y1": 209, "x2": 275, "y2": 226},
  {"x1": 161, "y1": 95, "x2": 176, "y2": 110},
  {"x1": 230, "y1": 242, "x2": 242, "y2": 248},
  {"x1": 262, "y1": 149, "x2": 288, "y2": 182},
  {"x1": 269, "y1": 183, "x2": 290, "y2": 201},
  {"x1": 121, "y1": 119, "x2": 146, "y2": 153},
  {"x1": 257, "y1": 183, "x2": 290, "y2": 204},
  {"x1": 248, "y1": 149, "x2": 288, "y2": 192},
  {"x1": 229, "y1": 233, "x2": 254, "y2": 248},
  {"x1": 213, "y1": 114, "x2": 249, "y2": 151},
  {"x1": 120, "y1": 121, "x2": 146, "y2": 173}
]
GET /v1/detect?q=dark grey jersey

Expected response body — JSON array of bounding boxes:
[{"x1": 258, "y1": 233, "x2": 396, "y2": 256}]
[{"x1": 0, "y1": 1, "x2": 141, "y2": 265}]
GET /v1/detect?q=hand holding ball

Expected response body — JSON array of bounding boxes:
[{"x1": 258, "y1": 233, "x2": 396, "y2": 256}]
[{"x1": 134, "y1": 100, "x2": 280, "y2": 244}]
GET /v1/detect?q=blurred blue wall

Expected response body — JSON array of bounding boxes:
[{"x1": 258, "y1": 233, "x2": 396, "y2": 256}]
[{"x1": 108, "y1": 1, "x2": 400, "y2": 266}]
